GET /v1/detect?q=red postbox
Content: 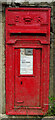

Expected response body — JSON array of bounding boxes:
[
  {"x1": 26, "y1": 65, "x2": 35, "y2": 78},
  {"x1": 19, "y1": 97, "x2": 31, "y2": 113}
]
[{"x1": 6, "y1": 8, "x2": 51, "y2": 115}]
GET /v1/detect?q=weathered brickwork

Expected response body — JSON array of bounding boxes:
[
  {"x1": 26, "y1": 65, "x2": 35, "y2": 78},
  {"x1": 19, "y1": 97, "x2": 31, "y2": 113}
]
[
  {"x1": 53, "y1": 2, "x2": 55, "y2": 98},
  {"x1": 2, "y1": 5, "x2": 5, "y2": 114}
]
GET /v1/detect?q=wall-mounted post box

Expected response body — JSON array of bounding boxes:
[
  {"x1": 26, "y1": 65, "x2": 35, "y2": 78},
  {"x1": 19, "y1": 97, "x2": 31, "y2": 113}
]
[{"x1": 6, "y1": 8, "x2": 51, "y2": 115}]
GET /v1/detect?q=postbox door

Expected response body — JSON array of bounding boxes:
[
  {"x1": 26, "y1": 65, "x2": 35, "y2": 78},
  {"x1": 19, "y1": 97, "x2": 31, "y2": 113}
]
[{"x1": 14, "y1": 48, "x2": 41, "y2": 107}]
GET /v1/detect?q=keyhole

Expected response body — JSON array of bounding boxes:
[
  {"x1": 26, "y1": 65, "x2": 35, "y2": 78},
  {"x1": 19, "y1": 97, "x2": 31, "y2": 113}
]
[{"x1": 21, "y1": 81, "x2": 22, "y2": 85}]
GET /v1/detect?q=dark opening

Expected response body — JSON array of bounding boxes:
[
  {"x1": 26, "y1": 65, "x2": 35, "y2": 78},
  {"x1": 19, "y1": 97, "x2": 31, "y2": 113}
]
[
  {"x1": 21, "y1": 81, "x2": 22, "y2": 85},
  {"x1": 10, "y1": 33, "x2": 46, "y2": 36}
]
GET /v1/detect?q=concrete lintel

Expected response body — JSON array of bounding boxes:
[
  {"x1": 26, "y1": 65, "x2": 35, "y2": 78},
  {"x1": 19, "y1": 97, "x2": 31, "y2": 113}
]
[
  {"x1": 0, "y1": 0, "x2": 54, "y2": 4},
  {"x1": 15, "y1": 0, "x2": 53, "y2": 3}
]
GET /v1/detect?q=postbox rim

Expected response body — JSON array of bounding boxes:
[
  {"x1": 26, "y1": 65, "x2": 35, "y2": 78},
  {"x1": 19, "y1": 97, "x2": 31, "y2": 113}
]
[{"x1": 6, "y1": 7, "x2": 51, "y2": 11}]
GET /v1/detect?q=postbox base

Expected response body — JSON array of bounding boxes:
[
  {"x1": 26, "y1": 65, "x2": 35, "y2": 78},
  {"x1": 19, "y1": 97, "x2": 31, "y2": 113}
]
[{"x1": 6, "y1": 109, "x2": 46, "y2": 115}]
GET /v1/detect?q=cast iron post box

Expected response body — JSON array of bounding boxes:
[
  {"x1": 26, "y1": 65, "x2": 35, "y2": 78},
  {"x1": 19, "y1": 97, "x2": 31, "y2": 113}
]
[{"x1": 6, "y1": 8, "x2": 51, "y2": 115}]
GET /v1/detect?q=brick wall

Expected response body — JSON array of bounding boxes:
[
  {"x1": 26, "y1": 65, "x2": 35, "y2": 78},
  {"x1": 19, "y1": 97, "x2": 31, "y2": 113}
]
[{"x1": 53, "y1": 2, "x2": 55, "y2": 98}]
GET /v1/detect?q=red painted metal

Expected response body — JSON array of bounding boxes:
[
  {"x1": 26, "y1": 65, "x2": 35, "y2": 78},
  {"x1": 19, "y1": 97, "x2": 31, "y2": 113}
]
[{"x1": 6, "y1": 8, "x2": 51, "y2": 115}]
